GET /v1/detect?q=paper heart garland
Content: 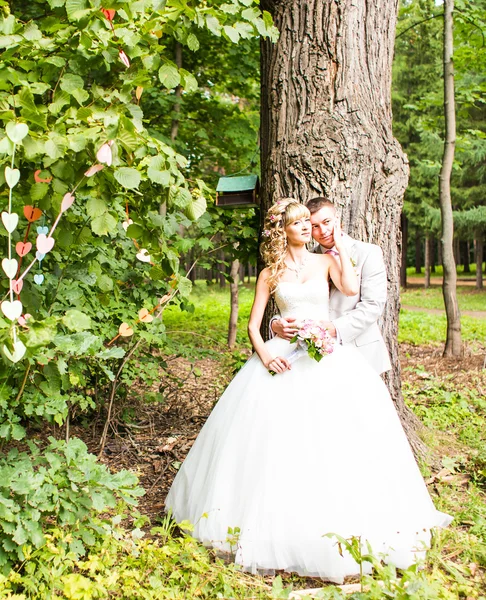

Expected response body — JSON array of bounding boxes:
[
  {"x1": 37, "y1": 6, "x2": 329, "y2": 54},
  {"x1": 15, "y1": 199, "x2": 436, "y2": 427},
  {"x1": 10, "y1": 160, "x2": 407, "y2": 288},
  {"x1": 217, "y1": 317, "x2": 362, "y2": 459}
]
[
  {"x1": 1, "y1": 299, "x2": 23, "y2": 321},
  {"x1": 36, "y1": 226, "x2": 48, "y2": 235},
  {"x1": 34, "y1": 274, "x2": 44, "y2": 285},
  {"x1": 136, "y1": 249, "x2": 151, "y2": 263},
  {"x1": 2, "y1": 212, "x2": 19, "y2": 233},
  {"x1": 2, "y1": 340, "x2": 26, "y2": 363},
  {"x1": 16, "y1": 241, "x2": 32, "y2": 257},
  {"x1": 2, "y1": 258, "x2": 18, "y2": 279},
  {"x1": 119, "y1": 323, "x2": 134, "y2": 337},
  {"x1": 138, "y1": 308, "x2": 154, "y2": 323},
  {"x1": 12, "y1": 280, "x2": 23, "y2": 294},
  {"x1": 85, "y1": 164, "x2": 104, "y2": 177},
  {"x1": 24, "y1": 206, "x2": 43, "y2": 222},
  {"x1": 122, "y1": 219, "x2": 133, "y2": 231},
  {"x1": 96, "y1": 141, "x2": 113, "y2": 166},
  {"x1": 5, "y1": 167, "x2": 20, "y2": 189},
  {"x1": 101, "y1": 8, "x2": 116, "y2": 20},
  {"x1": 36, "y1": 251, "x2": 46, "y2": 261},
  {"x1": 18, "y1": 313, "x2": 31, "y2": 327},
  {"x1": 6, "y1": 122, "x2": 29, "y2": 144},
  {"x1": 34, "y1": 170, "x2": 52, "y2": 184},
  {"x1": 61, "y1": 192, "x2": 75, "y2": 212},
  {"x1": 36, "y1": 234, "x2": 55, "y2": 254}
]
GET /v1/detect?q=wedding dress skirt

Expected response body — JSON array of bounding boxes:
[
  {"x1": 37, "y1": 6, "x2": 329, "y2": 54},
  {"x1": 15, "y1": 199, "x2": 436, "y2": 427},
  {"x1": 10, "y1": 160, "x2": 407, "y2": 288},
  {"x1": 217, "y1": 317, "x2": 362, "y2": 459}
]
[{"x1": 165, "y1": 279, "x2": 451, "y2": 583}]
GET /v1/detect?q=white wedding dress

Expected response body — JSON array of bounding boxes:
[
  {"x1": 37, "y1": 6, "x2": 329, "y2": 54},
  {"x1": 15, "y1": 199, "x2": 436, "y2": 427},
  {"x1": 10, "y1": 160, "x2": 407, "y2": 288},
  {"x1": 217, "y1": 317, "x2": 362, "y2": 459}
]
[{"x1": 165, "y1": 278, "x2": 452, "y2": 583}]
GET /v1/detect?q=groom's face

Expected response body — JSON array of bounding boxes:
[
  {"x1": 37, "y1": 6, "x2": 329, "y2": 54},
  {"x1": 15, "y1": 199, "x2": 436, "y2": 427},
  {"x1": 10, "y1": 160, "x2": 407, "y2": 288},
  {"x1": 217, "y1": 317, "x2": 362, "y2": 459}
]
[{"x1": 310, "y1": 206, "x2": 337, "y2": 249}]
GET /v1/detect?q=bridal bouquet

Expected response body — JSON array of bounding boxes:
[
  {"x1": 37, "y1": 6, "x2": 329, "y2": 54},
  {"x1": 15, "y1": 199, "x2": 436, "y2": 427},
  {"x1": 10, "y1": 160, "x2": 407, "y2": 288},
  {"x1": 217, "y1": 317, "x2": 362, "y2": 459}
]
[
  {"x1": 269, "y1": 320, "x2": 335, "y2": 375},
  {"x1": 290, "y1": 320, "x2": 335, "y2": 362}
]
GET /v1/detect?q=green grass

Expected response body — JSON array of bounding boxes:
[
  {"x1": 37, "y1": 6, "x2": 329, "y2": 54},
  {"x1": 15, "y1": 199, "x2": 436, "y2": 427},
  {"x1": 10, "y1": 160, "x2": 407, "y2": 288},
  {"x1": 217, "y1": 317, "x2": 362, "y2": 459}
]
[
  {"x1": 401, "y1": 286, "x2": 486, "y2": 312},
  {"x1": 406, "y1": 264, "x2": 485, "y2": 278},
  {"x1": 163, "y1": 281, "x2": 486, "y2": 348},
  {"x1": 163, "y1": 281, "x2": 255, "y2": 348},
  {"x1": 398, "y1": 310, "x2": 486, "y2": 345}
]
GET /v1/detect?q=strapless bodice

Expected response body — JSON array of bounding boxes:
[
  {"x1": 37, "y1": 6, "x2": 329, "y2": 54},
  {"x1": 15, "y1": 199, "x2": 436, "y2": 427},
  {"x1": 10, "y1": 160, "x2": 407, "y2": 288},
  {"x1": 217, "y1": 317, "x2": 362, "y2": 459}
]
[{"x1": 274, "y1": 278, "x2": 329, "y2": 322}]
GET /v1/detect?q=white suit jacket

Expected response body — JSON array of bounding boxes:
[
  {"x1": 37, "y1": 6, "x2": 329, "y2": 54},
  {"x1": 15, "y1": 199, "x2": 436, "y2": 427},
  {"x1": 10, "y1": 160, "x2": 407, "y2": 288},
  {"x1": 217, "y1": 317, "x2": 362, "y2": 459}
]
[{"x1": 319, "y1": 234, "x2": 391, "y2": 374}]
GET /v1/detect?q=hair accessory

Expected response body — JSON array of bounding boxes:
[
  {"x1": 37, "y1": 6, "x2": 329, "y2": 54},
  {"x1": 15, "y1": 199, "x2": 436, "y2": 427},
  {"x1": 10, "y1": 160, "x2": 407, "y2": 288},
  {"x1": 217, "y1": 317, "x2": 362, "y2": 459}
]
[{"x1": 263, "y1": 229, "x2": 271, "y2": 237}]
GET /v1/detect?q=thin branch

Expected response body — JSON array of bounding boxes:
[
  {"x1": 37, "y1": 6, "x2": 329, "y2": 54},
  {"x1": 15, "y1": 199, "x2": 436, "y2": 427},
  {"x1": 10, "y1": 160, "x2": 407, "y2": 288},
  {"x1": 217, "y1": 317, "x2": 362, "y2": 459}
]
[{"x1": 396, "y1": 13, "x2": 444, "y2": 39}]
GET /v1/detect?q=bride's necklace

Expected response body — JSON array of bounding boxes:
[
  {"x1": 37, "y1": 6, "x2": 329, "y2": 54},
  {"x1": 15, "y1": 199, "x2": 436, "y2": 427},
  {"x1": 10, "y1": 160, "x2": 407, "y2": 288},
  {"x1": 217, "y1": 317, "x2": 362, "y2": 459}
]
[{"x1": 285, "y1": 254, "x2": 309, "y2": 279}]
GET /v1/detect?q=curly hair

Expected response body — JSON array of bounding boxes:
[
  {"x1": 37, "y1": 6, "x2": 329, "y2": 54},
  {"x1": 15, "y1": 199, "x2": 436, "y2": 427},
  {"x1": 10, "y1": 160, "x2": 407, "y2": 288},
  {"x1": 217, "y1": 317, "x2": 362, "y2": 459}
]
[{"x1": 260, "y1": 199, "x2": 310, "y2": 292}]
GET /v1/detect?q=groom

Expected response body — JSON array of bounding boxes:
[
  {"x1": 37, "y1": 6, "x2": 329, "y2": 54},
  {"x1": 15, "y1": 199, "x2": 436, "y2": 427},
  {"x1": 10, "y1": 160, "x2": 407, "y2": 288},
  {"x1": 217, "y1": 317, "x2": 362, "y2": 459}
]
[{"x1": 271, "y1": 196, "x2": 391, "y2": 374}]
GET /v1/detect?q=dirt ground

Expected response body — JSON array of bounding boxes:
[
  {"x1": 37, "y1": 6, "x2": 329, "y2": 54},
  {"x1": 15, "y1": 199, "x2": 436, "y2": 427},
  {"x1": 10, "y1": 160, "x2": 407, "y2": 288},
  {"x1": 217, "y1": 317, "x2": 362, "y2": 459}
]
[{"x1": 68, "y1": 342, "x2": 486, "y2": 524}]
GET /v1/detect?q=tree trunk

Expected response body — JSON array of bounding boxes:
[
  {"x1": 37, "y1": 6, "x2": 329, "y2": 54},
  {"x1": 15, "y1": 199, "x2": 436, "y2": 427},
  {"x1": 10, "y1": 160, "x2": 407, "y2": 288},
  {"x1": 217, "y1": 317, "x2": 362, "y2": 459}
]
[
  {"x1": 400, "y1": 213, "x2": 408, "y2": 288},
  {"x1": 415, "y1": 233, "x2": 422, "y2": 274},
  {"x1": 439, "y1": 0, "x2": 462, "y2": 358},
  {"x1": 475, "y1": 235, "x2": 483, "y2": 290},
  {"x1": 462, "y1": 240, "x2": 470, "y2": 273},
  {"x1": 431, "y1": 238, "x2": 436, "y2": 273},
  {"x1": 228, "y1": 259, "x2": 240, "y2": 348},
  {"x1": 424, "y1": 236, "x2": 432, "y2": 289},
  {"x1": 260, "y1": 0, "x2": 425, "y2": 456},
  {"x1": 219, "y1": 251, "x2": 226, "y2": 288}
]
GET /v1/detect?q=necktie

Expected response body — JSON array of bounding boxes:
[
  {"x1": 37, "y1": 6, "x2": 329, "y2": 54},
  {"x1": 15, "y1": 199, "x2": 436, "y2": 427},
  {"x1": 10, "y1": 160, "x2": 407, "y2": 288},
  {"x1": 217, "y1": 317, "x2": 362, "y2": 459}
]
[{"x1": 325, "y1": 248, "x2": 339, "y2": 256}]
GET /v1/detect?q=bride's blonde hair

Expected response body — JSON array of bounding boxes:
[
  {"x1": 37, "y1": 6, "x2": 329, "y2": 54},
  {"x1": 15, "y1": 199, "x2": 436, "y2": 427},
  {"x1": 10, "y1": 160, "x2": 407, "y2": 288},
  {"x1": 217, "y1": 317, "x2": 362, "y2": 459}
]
[{"x1": 260, "y1": 199, "x2": 310, "y2": 292}]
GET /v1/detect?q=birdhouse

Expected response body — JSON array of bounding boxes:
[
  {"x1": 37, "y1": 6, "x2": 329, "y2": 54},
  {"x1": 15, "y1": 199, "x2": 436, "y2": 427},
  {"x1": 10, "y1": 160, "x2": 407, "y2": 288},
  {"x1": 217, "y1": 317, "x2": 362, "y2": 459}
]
[{"x1": 215, "y1": 175, "x2": 259, "y2": 208}]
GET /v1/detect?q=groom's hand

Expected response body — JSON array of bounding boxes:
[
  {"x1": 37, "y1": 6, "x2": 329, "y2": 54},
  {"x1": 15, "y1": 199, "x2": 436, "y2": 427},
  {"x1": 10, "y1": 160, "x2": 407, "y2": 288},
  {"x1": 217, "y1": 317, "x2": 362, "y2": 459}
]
[
  {"x1": 272, "y1": 317, "x2": 299, "y2": 340},
  {"x1": 319, "y1": 321, "x2": 337, "y2": 338}
]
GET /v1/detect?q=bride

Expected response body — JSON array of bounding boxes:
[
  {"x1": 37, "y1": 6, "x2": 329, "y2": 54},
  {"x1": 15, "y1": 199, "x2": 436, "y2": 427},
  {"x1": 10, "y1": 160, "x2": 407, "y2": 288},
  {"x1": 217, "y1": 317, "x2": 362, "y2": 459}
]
[{"x1": 165, "y1": 199, "x2": 451, "y2": 583}]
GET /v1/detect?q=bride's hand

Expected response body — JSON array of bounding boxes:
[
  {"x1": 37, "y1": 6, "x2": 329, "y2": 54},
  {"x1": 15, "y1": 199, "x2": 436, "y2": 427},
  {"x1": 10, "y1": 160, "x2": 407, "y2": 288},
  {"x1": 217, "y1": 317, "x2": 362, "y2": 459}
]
[{"x1": 265, "y1": 356, "x2": 291, "y2": 374}]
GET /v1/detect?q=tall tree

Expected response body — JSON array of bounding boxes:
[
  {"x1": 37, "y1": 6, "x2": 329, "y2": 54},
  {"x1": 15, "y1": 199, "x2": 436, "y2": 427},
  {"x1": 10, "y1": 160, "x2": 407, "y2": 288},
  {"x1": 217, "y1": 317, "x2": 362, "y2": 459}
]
[
  {"x1": 259, "y1": 1, "x2": 424, "y2": 451},
  {"x1": 440, "y1": 0, "x2": 463, "y2": 357}
]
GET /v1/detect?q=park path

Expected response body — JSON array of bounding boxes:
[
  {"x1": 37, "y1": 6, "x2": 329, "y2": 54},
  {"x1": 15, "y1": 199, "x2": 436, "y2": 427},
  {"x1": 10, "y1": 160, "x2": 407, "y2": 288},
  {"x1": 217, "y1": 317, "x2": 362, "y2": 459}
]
[
  {"x1": 401, "y1": 305, "x2": 486, "y2": 319},
  {"x1": 406, "y1": 276, "x2": 483, "y2": 287}
]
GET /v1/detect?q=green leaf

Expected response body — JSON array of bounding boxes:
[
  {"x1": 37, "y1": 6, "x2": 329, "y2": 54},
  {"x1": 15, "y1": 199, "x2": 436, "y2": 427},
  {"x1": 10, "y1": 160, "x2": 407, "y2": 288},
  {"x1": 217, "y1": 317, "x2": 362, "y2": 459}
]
[
  {"x1": 125, "y1": 224, "x2": 144, "y2": 238},
  {"x1": 65, "y1": 0, "x2": 89, "y2": 20},
  {"x1": 62, "y1": 310, "x2": 92, "y2": 332},
  {"x1": 30, "y1": 183, "x2": 49, "y2": 202},
  {"x1": 206, "y1": 15, "x2": 222, "y2": 36},
  {"x1": 86, "y1": 197, "x2": 107, "y2": 218},
  {"x1": 114, "y1": 167, "x2": 141, "y2": 189},
  {"x1": 97, "y1": 347, "x2": 125, "y2": 360},
  {"x1": 185, "y1": 194, "x2": 207, "y2": 221},
  {"x1": 186, "y1": 33, "x2": 199, "y2": 51},
  {"x1": 60, "y1": 73, "x2": 85, "y2": 94},
  {"x1": 223, "y1": 25, "x2": 240, "y2": 43},
  {"x1": 158, "y1": 64, "x2": 181, "y2": 89},
  {"x1": 147, "y1": 156, "x2": 171, "y2": 186},
  {"x1": 91, "y1": 212, "x2": 117, "y2": 236},
  {"x1": 180, "y1": 69, "x2": 198, "y2": 93}
]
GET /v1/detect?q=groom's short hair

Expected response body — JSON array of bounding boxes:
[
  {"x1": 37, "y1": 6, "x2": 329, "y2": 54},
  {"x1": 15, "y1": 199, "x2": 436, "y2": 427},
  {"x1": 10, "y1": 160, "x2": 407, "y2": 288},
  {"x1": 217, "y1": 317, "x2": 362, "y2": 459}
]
[{"x1": 305, "y1": 197, "x2": 336, "y2": 215}]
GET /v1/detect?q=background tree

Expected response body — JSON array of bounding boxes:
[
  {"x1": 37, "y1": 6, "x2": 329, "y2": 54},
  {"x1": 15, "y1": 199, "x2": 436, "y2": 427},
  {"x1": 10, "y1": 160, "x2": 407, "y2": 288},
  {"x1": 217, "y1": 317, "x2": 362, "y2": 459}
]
[{"x1": 259, "y1": 1, "x2": 422, "y2": 448}]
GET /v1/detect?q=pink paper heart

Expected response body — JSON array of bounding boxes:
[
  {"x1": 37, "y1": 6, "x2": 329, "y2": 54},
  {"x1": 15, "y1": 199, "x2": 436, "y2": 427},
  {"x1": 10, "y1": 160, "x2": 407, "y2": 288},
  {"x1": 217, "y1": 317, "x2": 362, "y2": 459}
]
[
  {"x1": 96, "y1": 142, "x2": 113, "y2": 166},
  {"x1": 16, "y1": 241, "x2": 32, "y2": 257},
  {"x1": 61, "y1": 192, "x2": 75, "y2": 212},
  {"x1": 84, "y1": 164, "x2": 104, "y2": 177},
  {"x1": 36, "y1": 234, "x2": 55, "y2": 254},
  {"x1": 12, "y1": 280, "x2": 23, "y2": 294}
]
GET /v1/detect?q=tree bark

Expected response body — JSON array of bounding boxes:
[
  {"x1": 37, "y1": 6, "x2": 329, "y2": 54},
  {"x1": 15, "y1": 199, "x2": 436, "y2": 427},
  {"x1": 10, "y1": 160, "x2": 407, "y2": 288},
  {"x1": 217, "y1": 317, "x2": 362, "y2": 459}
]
[
  {"x1": 439, "y1": 0, "x2": 462, "y2": 358},
  {"x1": 415, "y1": 233, "x2": 422, "y2": 274},
  {"x1": 424, "y1": 235, "x2": 432, "y2": 289},
  {"x1": 228, "y1": 259, "x2": 240, "y2": 348},
  {"x1": 260, "y1": 0, "x2": 425, "y2": 455},
  {"x1": 462, "y1": 240, "x2": 470, "y2": 273},
  {"x1": 475, "y1": 235, "x2": 483, "y2": 290},
  {"x1": 400, "y1": 213, "x2": 408, "y2": 288}
]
